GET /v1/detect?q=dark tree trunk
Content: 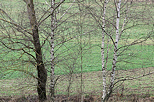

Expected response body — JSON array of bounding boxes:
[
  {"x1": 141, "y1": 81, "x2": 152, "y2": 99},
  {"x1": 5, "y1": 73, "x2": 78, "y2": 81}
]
[{"x1": 24, "y1": 0, "x2": 47, "y2": 101}]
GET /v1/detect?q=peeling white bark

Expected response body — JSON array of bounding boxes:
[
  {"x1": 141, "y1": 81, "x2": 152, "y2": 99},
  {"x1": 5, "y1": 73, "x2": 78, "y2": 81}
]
[
  {"x1": 50, "y1": 0, "x2": 55, "y2": 101},
  {"x1": 101, "y1": 0, "x2": 108, "y2": 101},
  {"x1": 109, "y1": 0, "x2": 121, "y2": 94}
]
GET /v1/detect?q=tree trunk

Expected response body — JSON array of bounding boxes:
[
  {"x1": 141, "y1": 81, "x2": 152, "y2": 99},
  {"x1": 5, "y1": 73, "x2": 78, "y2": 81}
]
[
  {"x1": 25, "y1": 0, "x2": 47, "y2": 101},
  {"x1": 101, "y1": 0, "x2": 108, "y2": 101},
  {"x1": 50, "y1": 0, "x2": 55, "y2": 101},
  {"x1": 109, "y1": 0, "x2": 121, "y2": 98}
]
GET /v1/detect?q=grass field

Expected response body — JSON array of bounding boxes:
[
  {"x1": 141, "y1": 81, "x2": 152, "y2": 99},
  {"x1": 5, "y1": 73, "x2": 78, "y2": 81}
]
[{"x1": 1, "y1": 39, "x2": 153, "y2": 79}]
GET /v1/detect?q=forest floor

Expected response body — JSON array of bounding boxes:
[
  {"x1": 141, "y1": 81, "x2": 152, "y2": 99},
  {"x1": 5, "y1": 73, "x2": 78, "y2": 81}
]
[{"x1": 0, "y1": 93, "x2": 154, "y2": 102}]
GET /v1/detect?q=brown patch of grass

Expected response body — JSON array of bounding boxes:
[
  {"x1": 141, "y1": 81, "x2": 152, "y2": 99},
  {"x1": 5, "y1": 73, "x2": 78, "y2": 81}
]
[
  {"x1": 0, "y1": 93, "x2": 154, "y2": 102},
  {"x1": 0, "y1": 67, "x2": 153, "y2": 101}
]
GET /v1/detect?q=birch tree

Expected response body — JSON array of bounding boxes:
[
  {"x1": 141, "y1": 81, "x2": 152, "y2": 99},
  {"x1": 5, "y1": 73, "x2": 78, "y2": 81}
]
[
  {"x1": 49, "y1": 0, "x2": 56, "y2": 101},
  {"x1": 101, "y1": 0, "x2": 108, "y2": 100},
  {"x1": 86, "y1": 0, "x2": 153, "y2": 101},
  {"x1": 44, "y1": 0, "x2": 77, "y2": 101},
  {"x1": 107, "y1": 0, "x2": 121, "y2": 101}
]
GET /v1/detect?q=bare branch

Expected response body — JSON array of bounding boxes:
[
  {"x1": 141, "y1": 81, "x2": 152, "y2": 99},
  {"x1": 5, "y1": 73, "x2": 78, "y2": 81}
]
[
  {"x1": 114, "y1": 71, "x2": 154, "y2": 86},
  {"x1": 0, "y1": 18, "x2": 32, "y2": 35},
  {"x1": 22, "y1": 49, "x2": 36, "y2": 61},
  {"x1": 38, "y1": 0, "x2": 65, "y2": 26}
]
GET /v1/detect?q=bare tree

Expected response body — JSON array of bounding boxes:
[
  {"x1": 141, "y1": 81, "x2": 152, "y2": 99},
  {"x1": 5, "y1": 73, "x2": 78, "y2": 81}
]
[
  {"x1": 101, "y1": 0, "x2": 109, "y2": 100},
  {"x1": 0, "y1": 0, "x2": 153, "y2": 101},
  {"x1": 0, "y1": 0, "x2": 65, "y2": 101},
  {"x1": 50, "y1": 0, "x2": 56, "y2": 101},
  {"x1": 0, "y1": 0, "x2": 48, "y2": 101},
  {"x1": 24, "y1": 0, "x2": 48, "y2": 101},
  {"x1": 85, "y1": 0, "x2": 154, "y2": 101}
]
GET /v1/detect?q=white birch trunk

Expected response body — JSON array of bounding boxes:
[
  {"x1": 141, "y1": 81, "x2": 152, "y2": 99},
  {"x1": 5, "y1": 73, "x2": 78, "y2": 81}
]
[
  {"x1": 101, "y1": 0, "x2": 108, "y2": 101},
  {"x1": 50, "y1": 0, "x2": 55, "y2": 101},
  {"x1": 109, "y1": 0, "x2": 121, "y2": 95}
]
